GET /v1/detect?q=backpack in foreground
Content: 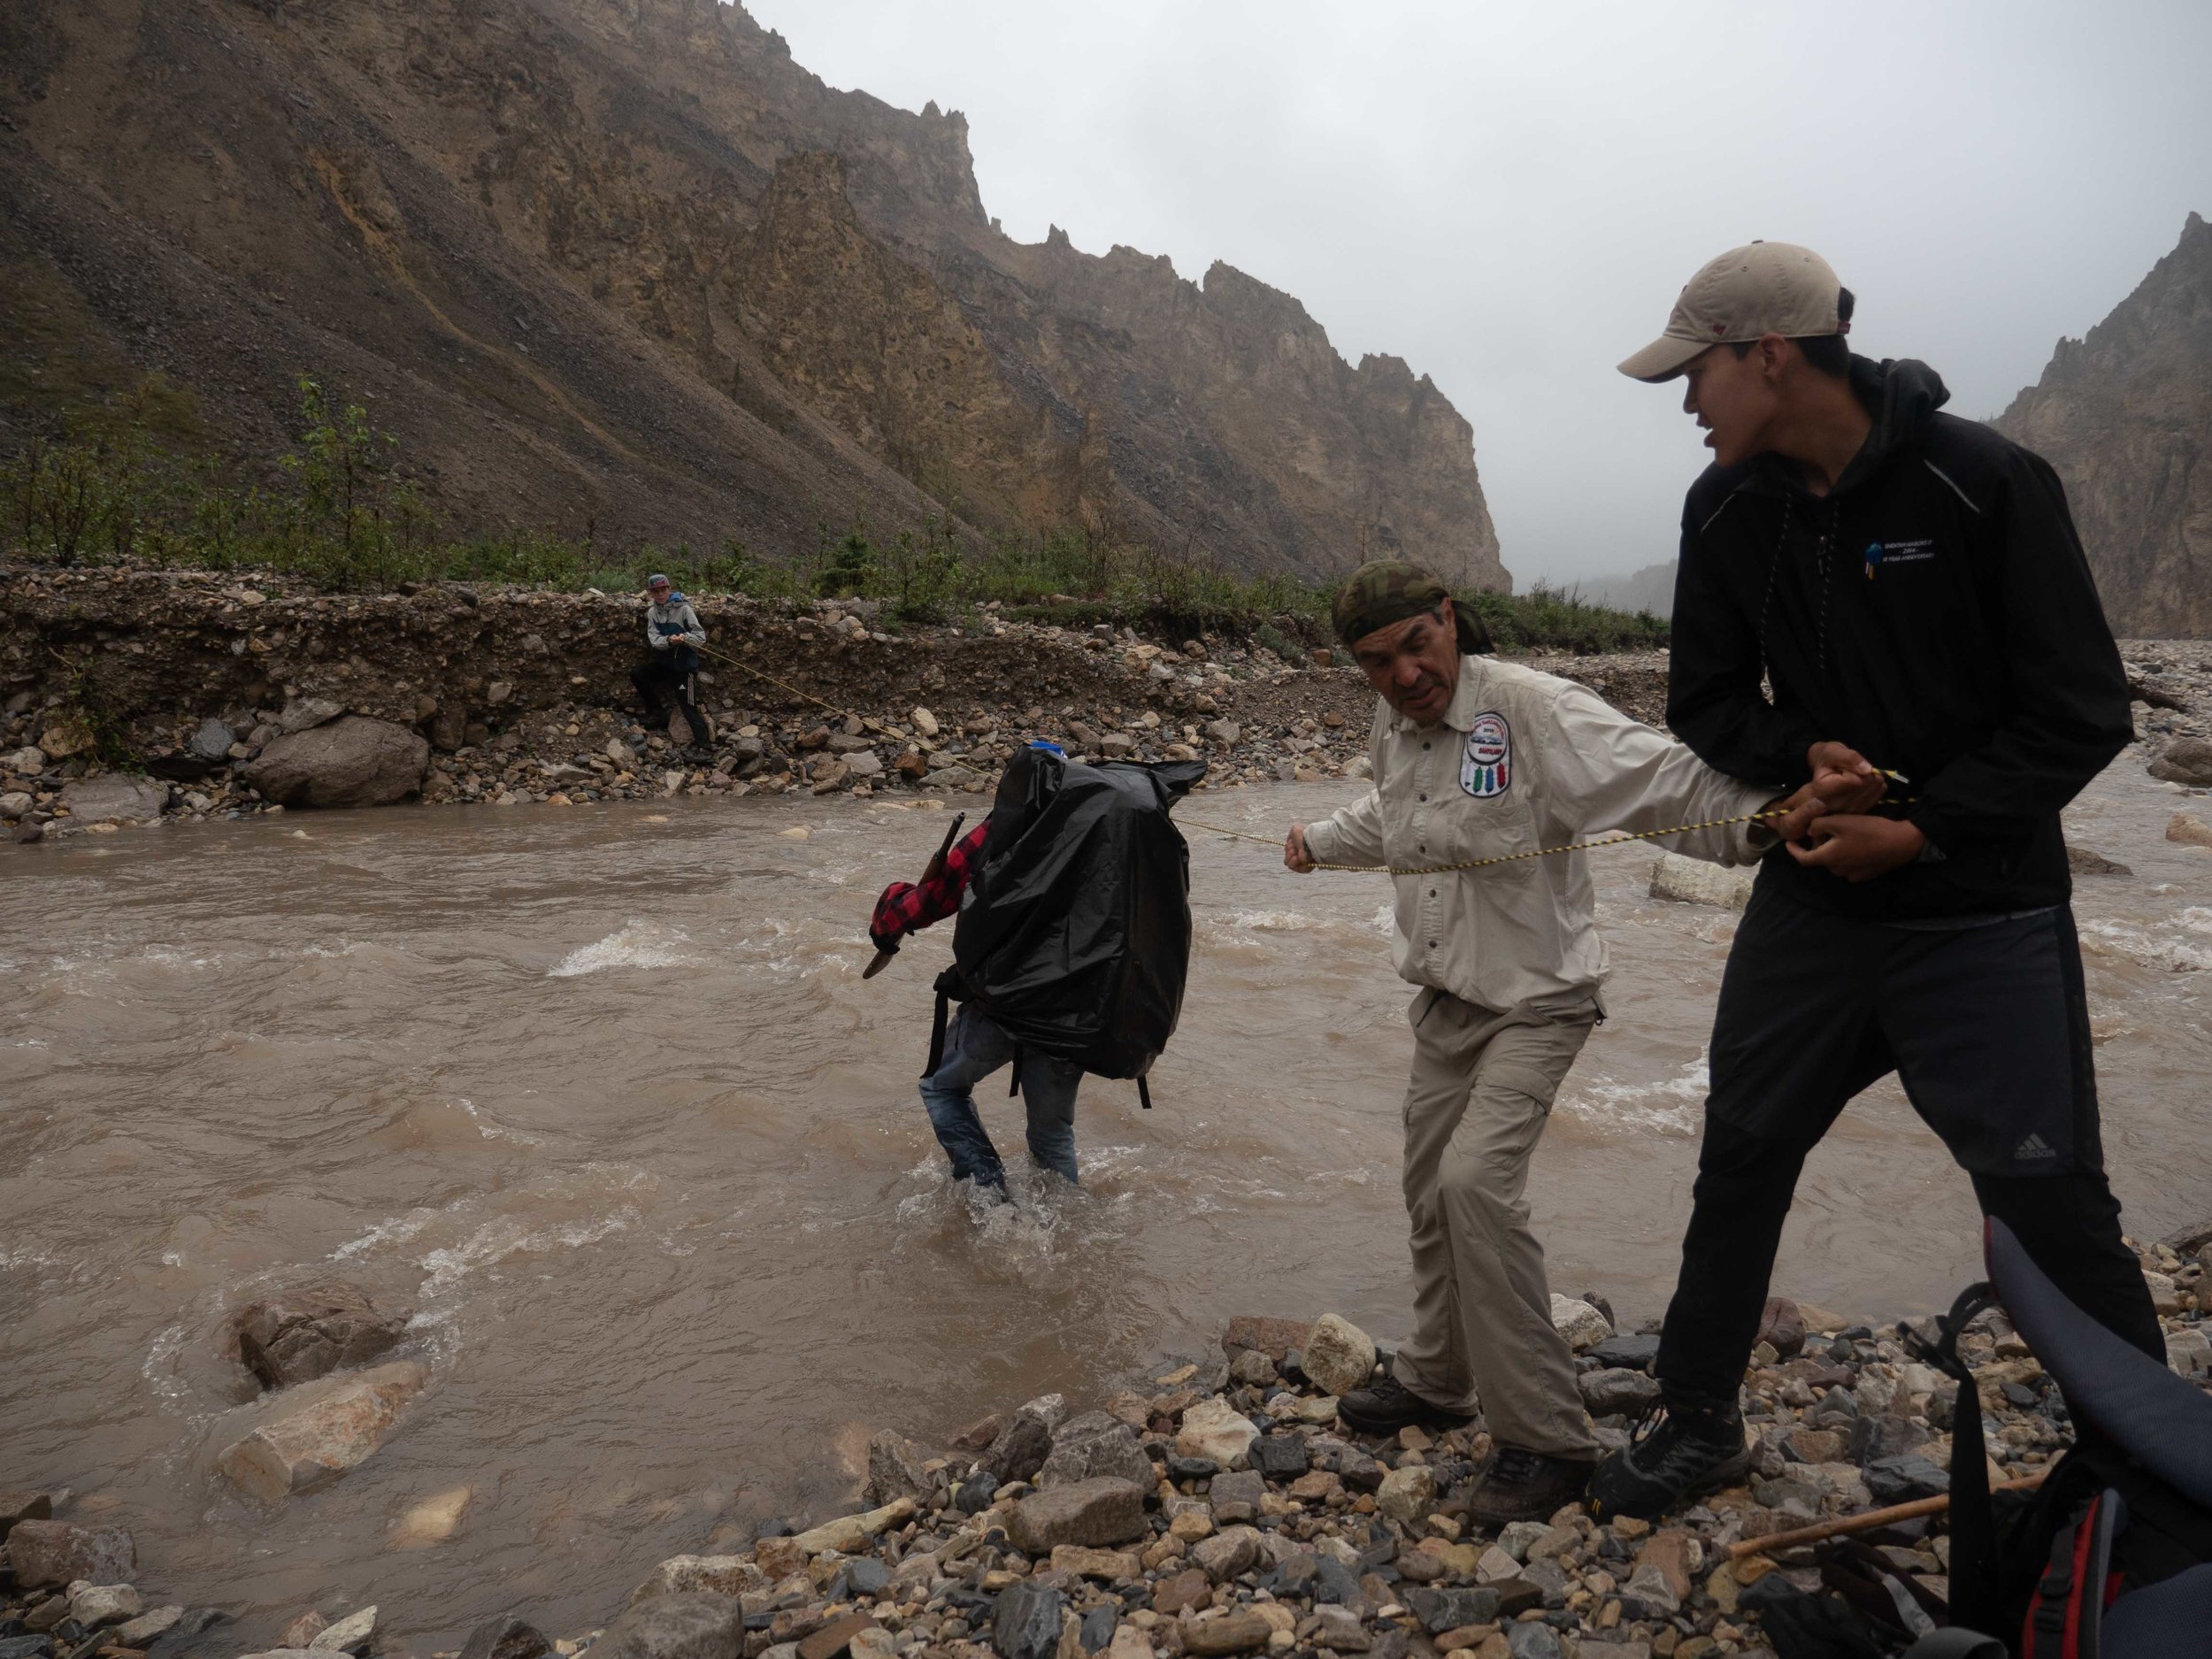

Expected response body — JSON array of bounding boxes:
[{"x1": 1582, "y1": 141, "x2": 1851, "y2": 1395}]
[
  {"x1": 1901, "y1": 1217, "x2": 2212, "y2": 1658},
  {"x1": 926, "y1": 748, "x2": 1205, "y2": 1091}
]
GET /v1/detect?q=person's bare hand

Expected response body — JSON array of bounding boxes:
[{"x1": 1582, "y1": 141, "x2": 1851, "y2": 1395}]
[
  {"x1": 1759, "y1": 781, "x2": 1829, "y2": 844},
  {"x1": 1786, "y1": 814, "x2": 1925, "y2": 882},
  {"x1": 1807, "y1": 741, "x2": 1888, "y2": 815},
  {"x1": 1284, "y1": 823, "x2": 1315, "y2": 873}
]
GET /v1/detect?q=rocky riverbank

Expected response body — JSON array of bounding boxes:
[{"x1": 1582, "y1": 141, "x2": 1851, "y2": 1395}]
[
  {"x1": 8, "y1": 1228, "x2": 2209, "y2": 1659},
  {"x1": 7, "y1": 566, "x2": 2211, "y2": 843},
  {"x1": 0, "y1": 565, "x2": 1672, "y2": 838}
]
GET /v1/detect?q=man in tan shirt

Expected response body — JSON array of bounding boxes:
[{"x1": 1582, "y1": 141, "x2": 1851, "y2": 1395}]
[{"x1": 1285, "y1": 559, "x2": 1830, "y2": 1524}]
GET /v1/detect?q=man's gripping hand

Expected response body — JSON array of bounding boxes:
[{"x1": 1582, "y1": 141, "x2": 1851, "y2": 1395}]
[
  {"x1": 1786, "y1": 814, "x2": 1925, "y2": 882},
  {"x1": 1284, "y1": 823, "x2": 1315, "y2": 874},
  {"x1": 1807, "y1": 741, "x2": 1889, "y2": 814}
]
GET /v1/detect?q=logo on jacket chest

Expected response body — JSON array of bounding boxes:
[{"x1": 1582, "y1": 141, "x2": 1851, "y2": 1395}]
[
  {"x1": 1461, "y1": 712, "x2": 1511, "y2": 798},
  {"x1": 1862, "y1": 537, "x2": 1937, "y2": 579}
]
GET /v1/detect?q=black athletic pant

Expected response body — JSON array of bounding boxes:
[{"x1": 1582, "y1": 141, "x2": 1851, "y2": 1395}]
[
  {"x1": 629, "y1": 655, "x2": 708, "y2": 745},
  {"x1": 1655, "y1": 886, "x2": 2163, "y2": 1409}
]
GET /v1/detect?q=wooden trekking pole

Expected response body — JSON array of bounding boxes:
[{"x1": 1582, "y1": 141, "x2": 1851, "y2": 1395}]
[{"x1": 1724, "y1": 1469, "x2": 2050, "y2": 1560}]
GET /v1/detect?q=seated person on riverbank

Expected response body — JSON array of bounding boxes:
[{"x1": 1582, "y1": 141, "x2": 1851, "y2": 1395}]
[
  {"x1": 1282, "y1": 559, "x2": 1841, "y2": 1526},
  {"x1": 629, "y1": 573, "x2": 712, "y2": 749}
]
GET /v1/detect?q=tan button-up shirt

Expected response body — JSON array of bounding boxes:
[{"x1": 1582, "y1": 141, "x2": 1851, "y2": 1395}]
[{"x1": 1302, "y1": 655, "x2": 1778, "y2": 1013}]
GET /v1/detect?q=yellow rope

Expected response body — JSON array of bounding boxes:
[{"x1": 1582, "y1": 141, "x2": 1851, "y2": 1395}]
[
  {"x1": 679, "y1": 621, "x2": 1912, "y2": 880},
  {"x1": 1177, "y1": 809, "x2": 1794, "y2": 876},
  {"x1": 689, "y1": 641, "x2": 909, "y2": 742}
]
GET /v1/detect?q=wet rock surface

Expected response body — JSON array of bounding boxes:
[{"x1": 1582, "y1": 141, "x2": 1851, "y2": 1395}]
[
  {"x1": 232, "y1": 1284, "x2": 411, "y2": 1391},
  {"x1": 3, "y1": 1233, "x2": 2207, "y2": 1659},
  {"x1": 213, "y1": 1362, "x2": 432, "y2": 1502}
]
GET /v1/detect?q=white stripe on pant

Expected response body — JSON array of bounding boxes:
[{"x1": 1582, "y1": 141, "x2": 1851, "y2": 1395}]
[{"x1": 1388, "y1": 987, "x2": 1601, "y2": 1460}]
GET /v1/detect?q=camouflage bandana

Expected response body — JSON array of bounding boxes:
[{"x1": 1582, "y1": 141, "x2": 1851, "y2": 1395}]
[{"x1": 1331, "y1": 560, "x2": 1494, "y2": 655}]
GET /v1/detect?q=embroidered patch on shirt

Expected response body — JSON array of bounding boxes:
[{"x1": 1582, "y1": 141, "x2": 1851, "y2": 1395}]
[{"x1": 1461, "y1": 711, "x2": 1511, "y2": 798}]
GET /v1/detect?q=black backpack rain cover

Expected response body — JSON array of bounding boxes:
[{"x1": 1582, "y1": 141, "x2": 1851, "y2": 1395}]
[{"x1": 936, "y1": 748, "x2": 1205, "y2": 1079}]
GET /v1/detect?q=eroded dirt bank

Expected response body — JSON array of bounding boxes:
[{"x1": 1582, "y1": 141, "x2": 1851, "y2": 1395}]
[{"x1": 2, "y1": 566, "x2": 1675, "y2": 833}]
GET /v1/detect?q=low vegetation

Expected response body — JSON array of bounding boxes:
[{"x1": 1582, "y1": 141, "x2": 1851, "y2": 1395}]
[{"x1": 3, "y1": 377, "x2": 1667, "y2": 655}]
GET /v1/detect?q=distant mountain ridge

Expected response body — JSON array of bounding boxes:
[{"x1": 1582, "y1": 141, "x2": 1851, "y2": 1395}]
[
  {"x1": 1997, "y1": 212, "x2": 2211, "y2": 637},
  {"x1": 1571, "y1": 560, "x2": 1676, "y2": 618},
  {"x1": 0, "y1": 0, "x2": 1507, "y2": 587}
]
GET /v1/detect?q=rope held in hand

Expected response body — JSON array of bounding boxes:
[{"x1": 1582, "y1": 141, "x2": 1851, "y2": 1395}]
[
  {"x1": 687, "y1": 641, "x2": 910, "y2": 742},
  {"x1": 1176, "y1": 809, "x2": 1795, "y2": 877},
  {"x1": 680, "y1": 628, "x2": 1913, "y2": 880}
]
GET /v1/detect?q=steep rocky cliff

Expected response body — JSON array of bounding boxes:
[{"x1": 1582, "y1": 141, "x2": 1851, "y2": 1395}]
[
  {"x1": 0, "y1": 0, "x2": 1505, "y2": 586},
  {"x1": 1998, "y1": 212, "x2": 2212, "y2": 637}
]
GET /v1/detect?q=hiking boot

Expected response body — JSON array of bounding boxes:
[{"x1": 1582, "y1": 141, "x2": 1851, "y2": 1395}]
[
  {"x1": 1586, "y1": 1397, "x2": 1751, "y2": 1520},
  {"x1": 1336, "y1": 1375, "x2": 1474, "y2": 1437},
  {"x1": 1462, "y1": 1445, "x2": 1597, "y2": 1527}
]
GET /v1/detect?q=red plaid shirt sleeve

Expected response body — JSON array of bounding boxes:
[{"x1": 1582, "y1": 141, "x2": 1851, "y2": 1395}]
[{"x1": 870, "y1": 820, "x2": 988, "y2": 949}]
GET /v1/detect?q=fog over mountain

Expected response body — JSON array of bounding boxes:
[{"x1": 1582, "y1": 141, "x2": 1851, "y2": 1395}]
[{"x1": 755, "y1": 0, "x2": 2212, "y2": 590}]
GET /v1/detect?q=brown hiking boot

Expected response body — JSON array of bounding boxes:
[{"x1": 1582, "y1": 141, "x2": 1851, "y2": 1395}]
[
  {"x1": 1461, "y1": 1444, "x2": 1596, "y2": 1527},
  {"x1": 1336, "y1": 1375, "x2": 1475, "y2": 1437}
]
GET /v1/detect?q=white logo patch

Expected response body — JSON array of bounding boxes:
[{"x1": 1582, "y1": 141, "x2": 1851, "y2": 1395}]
[{"x1": 1461, "y1": 712, "x2": 1511, "y2": 798}]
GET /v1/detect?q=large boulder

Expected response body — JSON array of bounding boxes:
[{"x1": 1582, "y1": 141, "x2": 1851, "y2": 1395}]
[
  {"x1": 588, "y1": 1594, "x2": 745, "y2": 1659},
  {"x1": 1648, "y1": 852, "x2": 1755, "y2": 911},
  {"x1": 981, "y1": 1409, "x2": 1056, "y2": 1486},
  {"x1": 1036, "y1": 1412, "x2": 1153, "y2": 1489},
  {"x1": 627, "y1": 1555, "x2": 766, "y2": 1607},
  {"x1": 59, "y1": 775, "x2": 168, "y2": 825},
  {"x1": 1550, "y1": 1295, "x2": 1614, "y2": 1352},
  {"x1": 1005, "y1": 1478, "x2": 1148, "y2": 1554},
  {"x1": 214, "y1": 1361, "x2": 429, "y2": 1501},
  {"x1": 864, "y1": 1431, "x2": 934, "y2": 1507},
  {"x1": 782, "y1": 1497, "x2": 915, "y2": 1559},
  {"x1": 4, "y1": 1520, "x2": 135, "y2": 1589},
  {"x1": 276, "y1": 698, "x2": 344, "y2": 736},
  {"x1": 1221, "y1": 1317, "x2": 1313, "y2": 1363},
  {"x1": 457, "y1": 1618, "x2": 551, "y2": 1659},
  {"x1": 188, "y1": 718, "x2": 237, "y2": 761},
  {"x1": 35, "y1": 711, "x2": 95, "y2": 759},
  {"x1": 68, "y1": 1584, "x2": 144, "y2": 1627},
  {"x1": 2148, "y1": 736, "x2": 2212, "y2": 787},
  {"x1": 1175, "y1": 1397, "x2": 1260, "y2": 1465},
  {"x1": 1301, "y1": 1315, "x2": 1378, "y2": 1398},
  {"x1": 233, "y1": 1283, "x2": 409, "y2": 1390},
  {"x1": 243, "y1": 717, "x2": 427, "y2": 809}
]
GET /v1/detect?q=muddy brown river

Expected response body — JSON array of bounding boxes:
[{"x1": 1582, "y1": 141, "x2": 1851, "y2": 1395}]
[{"x1": 4, "y1": 767, "x2": 2208, "y2": 1650}]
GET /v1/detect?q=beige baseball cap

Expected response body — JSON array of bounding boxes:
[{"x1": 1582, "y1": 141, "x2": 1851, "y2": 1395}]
[{"x1": 1617, "y1": 241, "x2": 1847, "y2": 382}]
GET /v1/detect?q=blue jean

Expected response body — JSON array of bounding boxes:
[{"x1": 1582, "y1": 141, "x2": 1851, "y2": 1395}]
[{"x1": 919, "y1": 1009, "x2": 1082, "y2": 1187}]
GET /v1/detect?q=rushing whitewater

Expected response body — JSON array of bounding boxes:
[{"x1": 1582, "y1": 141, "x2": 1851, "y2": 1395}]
[{"x1": 2, "y1": 772, "x2": 2207, "y2": 1650}]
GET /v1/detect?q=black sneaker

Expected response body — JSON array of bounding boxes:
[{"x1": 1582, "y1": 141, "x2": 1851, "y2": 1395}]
[
  {"x1": 1462, "y1": 1444, "x2": 1597, "y2": 1527},
  {"x1": 1336, "y1": 1374, "x2": 1474, "y2": 1437},
  {"x1": 1586, "y1": 1398, "x2": 1751, "y2": 1520}
]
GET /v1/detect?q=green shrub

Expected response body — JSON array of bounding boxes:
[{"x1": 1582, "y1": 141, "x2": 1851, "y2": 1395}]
[{"x1": 1, "y1": 378, "x2": 1670, "y2": 653}]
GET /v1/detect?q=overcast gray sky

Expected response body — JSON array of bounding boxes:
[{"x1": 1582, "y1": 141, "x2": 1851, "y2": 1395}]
[{"x1": 746, "y1": 0, "x2": 2212, "y2": 589}]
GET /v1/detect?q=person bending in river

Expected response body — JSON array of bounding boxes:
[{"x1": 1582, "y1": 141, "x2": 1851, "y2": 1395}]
[
  {"x1": 1586, "y1": 242, "x2": 2165, "y2": 1522},
  {"x1": 1282, "y1": 560, "x2": 1843, "y2": 1526},
  {"x1": 629, "y1": 572, "x2": 713, "y2": 749},
  {"x1": 866, "y1": 747, "x2": 1084, "y2": 1198}
]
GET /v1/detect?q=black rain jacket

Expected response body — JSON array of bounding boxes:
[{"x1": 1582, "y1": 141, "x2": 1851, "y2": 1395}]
[{"x1": 1667, "y1": 355, "x2": 2132, "y2": 921}]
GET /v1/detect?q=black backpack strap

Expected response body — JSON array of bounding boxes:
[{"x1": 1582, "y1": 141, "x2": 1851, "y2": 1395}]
[
  {"x1": 1903, "y1": 1281, "x2": 2001, "y2": 1632},
  {"x1": 1137, "y1": 1075, "x2": 1153, "y2": 1111},
  {"x1": 923, "y1": 984, "x2": 951, "y2": 1079}
]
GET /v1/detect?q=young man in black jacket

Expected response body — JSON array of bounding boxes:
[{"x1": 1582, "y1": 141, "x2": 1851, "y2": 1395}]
[{"x1": 1589, "y1": 242, "x2": 2165, "y2": 1520}]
